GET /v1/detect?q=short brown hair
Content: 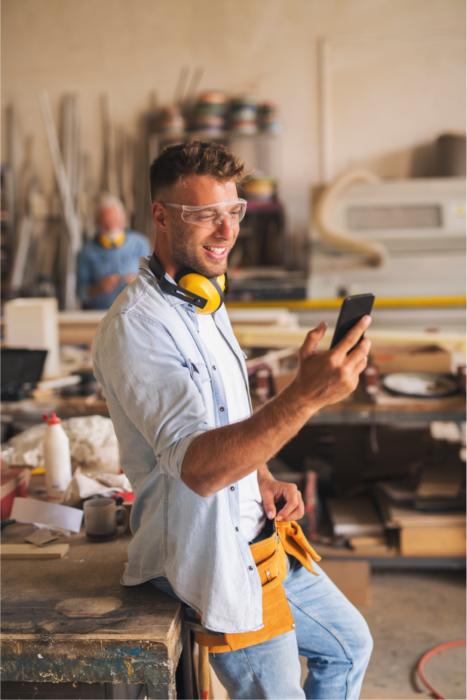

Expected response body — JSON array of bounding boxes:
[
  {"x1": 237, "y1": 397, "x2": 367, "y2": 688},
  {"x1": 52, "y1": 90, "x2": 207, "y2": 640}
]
[{"x1": 149, "y1": 141, "x2": 245, "y2": 201}]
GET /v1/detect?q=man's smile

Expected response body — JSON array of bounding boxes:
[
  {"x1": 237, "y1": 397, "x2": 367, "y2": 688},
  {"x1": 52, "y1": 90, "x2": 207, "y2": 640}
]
[{"x1": 203, "y1": 244, "x2": 230, "y2": 260}]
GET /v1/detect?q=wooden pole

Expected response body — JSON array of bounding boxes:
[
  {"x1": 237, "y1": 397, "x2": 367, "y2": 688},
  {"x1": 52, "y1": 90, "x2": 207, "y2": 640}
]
[
  {"x1": 39, "y1": 90, "x2": 80, "y2": 309},
  {"x1": 198, "y1": 644, "x2": 210, "y2": 700}
]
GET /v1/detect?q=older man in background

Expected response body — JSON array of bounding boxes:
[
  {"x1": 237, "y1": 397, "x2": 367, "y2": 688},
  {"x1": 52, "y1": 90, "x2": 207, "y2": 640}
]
[{"x1": 77, "y1": 195, "x2": 151, "y2": 309}]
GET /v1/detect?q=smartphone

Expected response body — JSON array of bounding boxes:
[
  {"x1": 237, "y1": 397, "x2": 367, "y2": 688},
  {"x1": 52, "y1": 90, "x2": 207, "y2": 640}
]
[{"x1": 330, "y1": 294, "x2": 375, "y2": 352}]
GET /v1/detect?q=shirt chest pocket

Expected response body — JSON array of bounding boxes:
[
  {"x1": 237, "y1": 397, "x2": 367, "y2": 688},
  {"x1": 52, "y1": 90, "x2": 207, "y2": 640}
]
[{"x1": 187, "y1": 359, "x2": 211, "y2": 387}]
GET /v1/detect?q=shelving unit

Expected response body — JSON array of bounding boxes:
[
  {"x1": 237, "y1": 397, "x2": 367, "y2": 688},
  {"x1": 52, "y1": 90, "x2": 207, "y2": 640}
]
[{"x1": 148, "y1": 131, "x2": 281, "y2": 182}]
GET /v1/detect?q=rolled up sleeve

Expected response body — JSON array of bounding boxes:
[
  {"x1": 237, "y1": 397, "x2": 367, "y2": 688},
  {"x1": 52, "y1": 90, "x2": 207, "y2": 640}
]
[{"x1": 93, "y1": 310, "x2": 210, "y2": 480}]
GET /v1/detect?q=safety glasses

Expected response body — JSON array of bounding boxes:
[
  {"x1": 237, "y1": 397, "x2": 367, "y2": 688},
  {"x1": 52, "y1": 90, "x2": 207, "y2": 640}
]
[{"x1": 164, "y1": 199, "x2": 247, "y2": 229}]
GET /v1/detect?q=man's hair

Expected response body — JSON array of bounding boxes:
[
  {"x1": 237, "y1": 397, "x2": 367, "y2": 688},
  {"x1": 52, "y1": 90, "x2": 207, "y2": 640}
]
[
  {"x1": 149, "y1": 141, "x2": 245, "y2": 202},
  {"x1": 95, "y1": 194, "x2": 125, "y2": 216}
]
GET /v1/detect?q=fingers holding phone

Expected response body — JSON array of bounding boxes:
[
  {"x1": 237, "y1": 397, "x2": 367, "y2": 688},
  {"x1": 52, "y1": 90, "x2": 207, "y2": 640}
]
[
  {"x1": 332, "y1": 315, "x2": 372, "y2": 361},
  {"x1": 294, "y1": 296, "x2": 374, "y2": 409}
]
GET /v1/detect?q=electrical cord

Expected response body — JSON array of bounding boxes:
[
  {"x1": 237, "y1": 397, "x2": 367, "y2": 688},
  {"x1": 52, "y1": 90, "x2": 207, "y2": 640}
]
[{"x1": 417, "y1": 639, "x2": 466, "y2": 699}]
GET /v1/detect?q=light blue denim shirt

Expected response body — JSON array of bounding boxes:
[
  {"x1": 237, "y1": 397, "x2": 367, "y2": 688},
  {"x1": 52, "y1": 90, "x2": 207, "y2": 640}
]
[
  {"x1": 92, "y1": 256, "x2": 264, "y2": 634},
  {"x1": 77, "y1": 231, "x2": 152, "y2": 309}
]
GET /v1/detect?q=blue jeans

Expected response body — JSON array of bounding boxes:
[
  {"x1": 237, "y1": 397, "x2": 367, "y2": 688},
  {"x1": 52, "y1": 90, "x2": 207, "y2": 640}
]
[{"x1": 152, "y1": 555, "x2": 373, "y2": 699}]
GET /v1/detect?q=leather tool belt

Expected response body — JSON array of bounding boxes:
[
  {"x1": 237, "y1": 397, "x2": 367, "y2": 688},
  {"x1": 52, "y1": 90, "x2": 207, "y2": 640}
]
[{"x1": 195, "y1": 520, "x2": 321, "y2": 653}]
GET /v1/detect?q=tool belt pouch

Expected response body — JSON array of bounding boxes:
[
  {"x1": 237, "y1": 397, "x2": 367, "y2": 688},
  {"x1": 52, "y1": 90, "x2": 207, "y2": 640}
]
[{"x1": 195, "y1": 520, "x2": 321, "y2": 653}]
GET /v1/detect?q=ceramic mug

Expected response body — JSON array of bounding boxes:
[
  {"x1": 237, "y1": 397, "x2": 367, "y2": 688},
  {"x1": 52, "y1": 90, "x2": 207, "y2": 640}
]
[{"x1": 83, "y1": 498, "x2": 128, "y2": 542}]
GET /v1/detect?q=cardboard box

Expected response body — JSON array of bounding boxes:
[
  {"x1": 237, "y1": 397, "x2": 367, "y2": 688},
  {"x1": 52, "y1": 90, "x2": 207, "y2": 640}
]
[
  {"x1": 319, "y1": 560, "x2": 371, "y2": 606},
  {"x1": 371, "y1": 344, "x2": 451, "y2": 376},
  {"x1": 1, "y1": 468, "x2": 30, "y2": 520},
  {"x1": 399, "y1": 526, "x2": 466, "y2": 556}
]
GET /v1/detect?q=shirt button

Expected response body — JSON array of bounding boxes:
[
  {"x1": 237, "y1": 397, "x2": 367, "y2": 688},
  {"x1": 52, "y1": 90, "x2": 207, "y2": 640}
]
[
  {"x1": 230, "y1": 486, "x2": 235, "y2": 491},
  {"x1": 249, "y1": 566, "x2": 254, "y2": 571},
  {"x1": 220, "y1": 406, "x2": 225, "y2": 412},
  {"x1": 235, "y1": 527, "x2": 239, "y2": 532},
  {"x1": 212, "y1": 365, "x2": 217, "y2": 370}
]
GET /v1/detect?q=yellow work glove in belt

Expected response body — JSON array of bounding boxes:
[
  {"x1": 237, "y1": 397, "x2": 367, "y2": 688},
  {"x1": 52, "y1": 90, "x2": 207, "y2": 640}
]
[{"x1": 195, "y1": 520, "x2": 321, "y2": 653}]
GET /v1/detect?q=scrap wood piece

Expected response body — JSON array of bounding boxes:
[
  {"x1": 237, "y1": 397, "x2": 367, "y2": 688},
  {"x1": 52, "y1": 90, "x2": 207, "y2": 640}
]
[
  {"x1": 101, "y1": 92, "x2": 119, "y2": 197},
  {"x1": 416, "y1": 464, "x2": 464, "y2": 498},
  {"x1": 327, "y1": 497, "x2": 384, "y2": 537},
  {"x1": 400, "y1": 526, "x2": 466, "y2": 557},
  {"x1": 1, "y1": 543, "x2": 69, "y2": 559},
  {"x1": 349, "y1": 536, "x2": 387, "y2": 547},
  {"x1": 375, "y1": 490, "x2": 466, "y2": 529},
  {"x1": 174, "y1": 65, "x2": 190, "y2": 107},
  {"x1": 38, "y1": 90, "x2": 81, "y2": 255}
]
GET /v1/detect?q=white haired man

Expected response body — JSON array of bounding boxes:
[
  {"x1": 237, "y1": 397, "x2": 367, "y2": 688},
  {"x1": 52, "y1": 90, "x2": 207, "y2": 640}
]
[{"x1": 77, "y1": 195, "x2": 151, "y2": 309}]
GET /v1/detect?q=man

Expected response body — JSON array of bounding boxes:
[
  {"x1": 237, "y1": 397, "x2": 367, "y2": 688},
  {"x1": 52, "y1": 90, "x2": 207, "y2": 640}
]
[
  {"x1": 92, "y1": 142, "x2": 373, "y2": 699},
  {"x1": 77, "y1": 195, "x2": 151, "y2": 309}
]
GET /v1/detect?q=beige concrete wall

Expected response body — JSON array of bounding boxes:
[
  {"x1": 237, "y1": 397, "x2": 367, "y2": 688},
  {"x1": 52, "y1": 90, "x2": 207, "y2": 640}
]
[{"x1": 2, "y1": 0, "x2": 465, "y2": 241}]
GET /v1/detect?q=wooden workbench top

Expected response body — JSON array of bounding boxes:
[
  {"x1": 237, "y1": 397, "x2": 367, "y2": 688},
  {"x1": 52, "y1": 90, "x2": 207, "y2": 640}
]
[
  {"x1": 1, "y1": 523, "x2": 185, "y2": 698},
  {"x1": 2, "y1": 523, "x2": 179, "y2": 641}
]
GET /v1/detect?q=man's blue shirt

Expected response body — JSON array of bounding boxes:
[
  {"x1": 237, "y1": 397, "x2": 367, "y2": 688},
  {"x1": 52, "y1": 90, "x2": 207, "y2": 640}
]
[
  {"x1": 91, "y1": 256, "x2": 264, "y2": 634},
  {"x1": 77, "y1": 231, "x2": 151, "y2": 309}
]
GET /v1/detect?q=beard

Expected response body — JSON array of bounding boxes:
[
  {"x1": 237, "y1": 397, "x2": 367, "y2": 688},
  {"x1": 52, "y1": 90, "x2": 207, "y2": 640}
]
[{"x1": 168, "y1": 219, "x2": 238, "y2": 278}]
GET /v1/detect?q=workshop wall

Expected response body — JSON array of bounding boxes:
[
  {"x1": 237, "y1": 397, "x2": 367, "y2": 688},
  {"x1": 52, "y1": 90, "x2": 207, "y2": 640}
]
[{"x1": 2, "y1": 0, "x2": 465, "y2": 243}]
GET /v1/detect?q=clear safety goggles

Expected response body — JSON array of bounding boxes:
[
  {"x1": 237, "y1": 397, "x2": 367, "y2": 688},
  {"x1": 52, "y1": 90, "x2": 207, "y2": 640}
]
[{"x1": 165, "y1": 199, "x2": 247, "y2": 229}]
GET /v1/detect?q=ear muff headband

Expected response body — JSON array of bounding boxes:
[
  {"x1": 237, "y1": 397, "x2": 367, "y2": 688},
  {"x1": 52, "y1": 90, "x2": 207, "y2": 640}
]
[{"x1": 149, "y1": 254, "x2": 228, "y2": 314}]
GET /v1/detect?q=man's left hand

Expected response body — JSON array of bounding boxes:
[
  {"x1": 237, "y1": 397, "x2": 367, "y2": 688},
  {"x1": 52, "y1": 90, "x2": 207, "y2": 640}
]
[{"x1": 257, "y1": 466, "x2": 304, "y2": 523}]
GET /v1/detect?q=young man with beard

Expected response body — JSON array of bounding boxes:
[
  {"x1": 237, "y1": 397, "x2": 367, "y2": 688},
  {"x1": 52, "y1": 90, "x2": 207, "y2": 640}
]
[{"x1": 92, "y1": 141, "x2": 373, "y2": 699}]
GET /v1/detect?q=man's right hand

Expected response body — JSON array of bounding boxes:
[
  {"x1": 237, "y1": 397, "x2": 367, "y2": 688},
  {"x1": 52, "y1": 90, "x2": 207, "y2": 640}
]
[
  {"x1": 293, "y1": 316, "x2": 371, "y2": 411},
  {"x1": 88, "y1": 273, "x2": 121, "y2": 298}
]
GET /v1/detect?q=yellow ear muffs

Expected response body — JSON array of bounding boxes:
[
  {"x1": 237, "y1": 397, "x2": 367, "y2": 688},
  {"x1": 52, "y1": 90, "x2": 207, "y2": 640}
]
[
  {"x1": 98, "y1": 231, "x2": 126, "y2": 249},
  {"x1": 176, "y1": 272, "x2": 227, "y2": 314}
]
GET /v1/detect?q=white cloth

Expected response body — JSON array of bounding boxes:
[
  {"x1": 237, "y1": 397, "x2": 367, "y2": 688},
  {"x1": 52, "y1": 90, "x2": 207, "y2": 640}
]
[{"x1": 197, "y1": 313, "x2": 266, "y2": 542}]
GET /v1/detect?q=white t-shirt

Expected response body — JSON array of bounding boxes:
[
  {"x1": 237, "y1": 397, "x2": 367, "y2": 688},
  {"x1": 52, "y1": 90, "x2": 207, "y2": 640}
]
[{"x1": 197, "y1": 313, "x2": 266, "y2": 542}]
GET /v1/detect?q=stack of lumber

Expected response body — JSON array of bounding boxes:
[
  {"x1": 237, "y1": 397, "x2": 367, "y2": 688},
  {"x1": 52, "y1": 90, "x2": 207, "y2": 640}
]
[
  {"x1": 327, "y1": 497, "x2": 385, "y2": 538},
  {"x1": 375, "y1": 466, "x2": 466, "y2": 556}
]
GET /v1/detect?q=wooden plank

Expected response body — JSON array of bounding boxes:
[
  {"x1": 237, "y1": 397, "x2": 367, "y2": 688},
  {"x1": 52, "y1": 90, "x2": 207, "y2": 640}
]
[
  {"x1": 1, "y1": 543, "x2": 69, "y2": 559},
  {"x1": 231, "y1": 324, "x2": 466, "y2": 354},
  {"x1": 39, "y1": 90, "x2": 80, "y2": 310},
  {"x1": 376, "y1": 491, "x2": 467, "y2": 529},
  {"x1": 349, "y1": 536, "x2": 387, "y2": 547},
  {"x1": 101, "y1": 92, "x2": 119, "y2": 197},
  {"x1": 327, "y1": 497, "x2": 384, "y2": 537},
  {"x1": 400, "y1": 527, "x2": 466, "y2": 557},
  {"x1": 38, "y1": 91, "x2": 80, "y2": 255},
  {"x1": 416, "y1": 465, "x2": 464, "y2": 498}
]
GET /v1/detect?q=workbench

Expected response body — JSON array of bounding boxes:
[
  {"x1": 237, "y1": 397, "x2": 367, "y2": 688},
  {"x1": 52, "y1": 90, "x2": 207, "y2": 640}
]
[
  {"x1": 1, "y1": 523, "x2": 188, "y2": 699},
  {"x1": 307, "y1": 387, "x2": 466, "y2": 426}
]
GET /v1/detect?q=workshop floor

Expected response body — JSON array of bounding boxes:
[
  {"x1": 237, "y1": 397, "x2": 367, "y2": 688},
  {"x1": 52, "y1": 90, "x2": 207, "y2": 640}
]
[{"x1": 299, "y1": 568, "x2": 466, "y2": 700}]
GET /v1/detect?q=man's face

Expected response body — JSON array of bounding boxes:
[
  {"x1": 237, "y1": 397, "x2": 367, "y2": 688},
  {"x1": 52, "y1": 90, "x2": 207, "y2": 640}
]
[
  {"x1": 96, "y1": 205, "x2": 125, "y2": 235},
  {"x1": 163, "y1": 176, "x2": 240, "y2": 279}
]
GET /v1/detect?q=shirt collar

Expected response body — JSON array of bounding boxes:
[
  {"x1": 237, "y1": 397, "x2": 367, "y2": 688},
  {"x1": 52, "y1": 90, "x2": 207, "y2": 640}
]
[{"x1": 139, "y1": 255, "x2": 188, "y2": 308}]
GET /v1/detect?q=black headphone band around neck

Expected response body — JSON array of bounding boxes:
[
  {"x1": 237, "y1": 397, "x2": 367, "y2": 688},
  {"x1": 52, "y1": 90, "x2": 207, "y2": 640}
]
[
  {"x1": 149, "y1": 254, "x2": 207, "y2": 309},
  {"x1": 149, "y1": 254, "x2": 228, "y2": 312}
]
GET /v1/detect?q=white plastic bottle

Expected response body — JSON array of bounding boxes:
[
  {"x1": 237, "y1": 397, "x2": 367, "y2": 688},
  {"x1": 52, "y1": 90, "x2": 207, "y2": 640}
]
[{"x1": 42, "y1": 413, "x2": 72, "y2": 502}]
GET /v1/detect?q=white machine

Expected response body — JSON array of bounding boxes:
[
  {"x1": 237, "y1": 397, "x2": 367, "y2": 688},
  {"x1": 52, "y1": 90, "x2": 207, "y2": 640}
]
[{"x1": 309, "y1": 175, "x2": 466, "y2": 300}]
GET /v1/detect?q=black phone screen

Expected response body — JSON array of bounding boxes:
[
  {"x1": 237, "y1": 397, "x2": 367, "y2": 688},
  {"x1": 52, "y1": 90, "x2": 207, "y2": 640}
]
[{"x1": 330, "y1": 294, "x2": 375, "y2": 351}]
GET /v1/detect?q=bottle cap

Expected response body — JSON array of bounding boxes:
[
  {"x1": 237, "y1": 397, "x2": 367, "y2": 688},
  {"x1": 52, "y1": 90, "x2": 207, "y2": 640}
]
[{"x1": 42, "y1": 413, "x2": 61, "y2": 425}]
